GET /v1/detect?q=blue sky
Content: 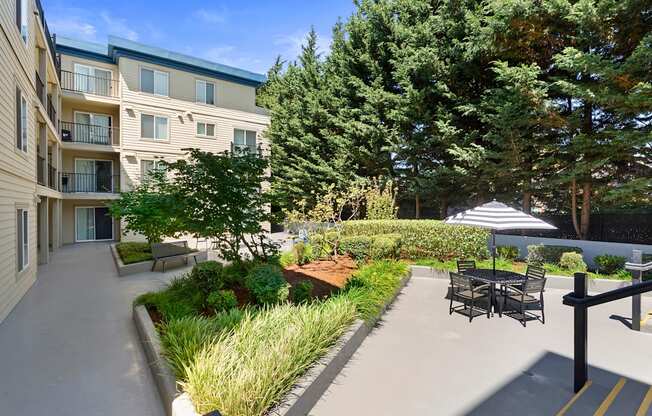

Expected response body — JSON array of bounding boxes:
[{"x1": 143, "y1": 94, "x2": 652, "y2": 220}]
[{"x1": 42, "y1": 0, "x2": 356, "y2": 75}]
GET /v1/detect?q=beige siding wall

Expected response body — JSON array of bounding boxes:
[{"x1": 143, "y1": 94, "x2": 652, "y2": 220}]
[
  {"x1": 61, "y1": 200, "x2": 119, "y2": 244},
  {"x1": 0, "y1": 0, "x2": 42, "y2": 322}
]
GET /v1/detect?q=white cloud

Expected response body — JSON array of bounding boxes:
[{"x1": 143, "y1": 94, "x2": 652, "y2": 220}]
[
  {"x1": 202, "y1": 46, "x2": 267, "y2": 74},
  {"x1": 274, "y1": 30, "x2": 332, "y2": 61},
  {"x1": 193, "y1": 8, "x2": 227, "y2": 24},
  {"x1": 48, "y1": 16, "x2": 97, "y2": 40},
  {"x1": 100, "y1": 12, "x2": 138, "y2": 41}
]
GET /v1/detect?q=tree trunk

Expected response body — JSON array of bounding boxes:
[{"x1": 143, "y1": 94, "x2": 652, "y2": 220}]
[
  {"x1": 415, "y1": 194, "x2": 421, "y2": 219},
  {"x1": 580, "y1": 181, "x2": 591, "y2": 240},
  {"x1": 571, "y1": 178, "x2": 581, "y2": 238},
  {"x1": 440, "y1": 195, "x2": 449, "y2": 219},
  {"x1": 522, "y1": 191, "x2": 532, "y2": 214}
]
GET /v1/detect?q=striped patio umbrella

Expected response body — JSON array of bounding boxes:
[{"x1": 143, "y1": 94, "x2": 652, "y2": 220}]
[{"x1": 444, "y1": 200, "x2": 557, "y2": 274}]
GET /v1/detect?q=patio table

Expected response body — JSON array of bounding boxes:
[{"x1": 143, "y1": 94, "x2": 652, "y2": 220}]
[{"x1": 461, "y1": 268, "x2": 528, "y2": 316}]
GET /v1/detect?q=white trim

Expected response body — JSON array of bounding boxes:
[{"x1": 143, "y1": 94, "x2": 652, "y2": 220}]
[
  {"x1": 16, "y1": 208, "x2": 28, "y2": 272},
  {"x1": 140, "y1": 66, "x2": 169, "y2": 97},
  {"x1": 74, "y1": 206, "x2": 114, "y2": 242},
  {"x1": 19, "y1": 0, "x2": 29, "y2": 44},
  {"x1": 18, "y1": 91, "x2": 27, "y2": 153},
  {"x1": 195, "y1": 79, "x2": 215, "y2": 105},
  {"x1": 195, "y1": 120, "x2": 216, "y2": 138}
]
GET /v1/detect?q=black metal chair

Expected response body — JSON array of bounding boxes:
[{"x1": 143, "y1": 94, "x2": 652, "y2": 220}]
[
  {"x1": 501, "y1": 277, "x2": 547, "y2": 326},
  {"x1": 526, "y1": 264, "x2": 546, "y2": 280},
  {"x1": 449, "y1": 272, "x2": 490, "y2": 322},
  {"x1": 457, "y1": 260, "x2": 476, "y2": 274}
]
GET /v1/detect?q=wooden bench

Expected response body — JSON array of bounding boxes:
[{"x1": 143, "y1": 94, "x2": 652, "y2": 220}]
[{"x1": 151, "y1": 240, "x2": 198, "y2": 272}]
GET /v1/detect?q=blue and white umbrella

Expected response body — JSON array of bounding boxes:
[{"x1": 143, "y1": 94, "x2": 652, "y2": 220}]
[{"x1": 444, "y1": 201, "x2": 557, "y2": 274}]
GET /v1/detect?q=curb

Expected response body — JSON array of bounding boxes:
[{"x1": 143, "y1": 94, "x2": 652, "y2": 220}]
[
  {"x1": 112, "y1": 244, "x2": 208, "y2": 277},
  {"x1": 135, "y1": 269, "x2": 412, "y2": 416}
]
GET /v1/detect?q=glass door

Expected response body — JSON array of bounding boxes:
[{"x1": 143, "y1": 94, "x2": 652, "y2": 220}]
[
  {"x1": 95, "y1": 160, "x2": 113, "y2": 192},
  {"x1": 76, "y1": 207, "x2": 95, "y2": 241},
  {"x1": 74, "y1": 159, "x2": 95, "y2": 192},
  {"x1": 74, "y1": 112, "x2": 91, "y2": 143},
  {"x1": 93, "y1": 114, "x2": 111, "y2": 145}
]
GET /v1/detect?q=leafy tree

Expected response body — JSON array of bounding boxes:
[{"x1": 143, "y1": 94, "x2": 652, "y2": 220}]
[{"x1": 109, "y1": 170, "x2": 182, "y2": 244}]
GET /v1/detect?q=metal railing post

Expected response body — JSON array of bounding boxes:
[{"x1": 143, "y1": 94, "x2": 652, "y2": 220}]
[
  {"x1": 573, "y1": 272, "x2": 588, "y2": 393},
  {"x1": 632, "y1": 250, "x2": 643, "y2": 331}
]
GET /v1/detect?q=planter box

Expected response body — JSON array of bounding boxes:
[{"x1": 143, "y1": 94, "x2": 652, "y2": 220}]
[
  {"x1": 111, "y1": 243, "x2": 207, "y2": 277},
  {"x1": 134, "y1": 269, "x2": 413, "y2": 416}
]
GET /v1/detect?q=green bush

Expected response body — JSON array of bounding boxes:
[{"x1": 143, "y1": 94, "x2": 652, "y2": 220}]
[
  {"x1": 136, "y1": 276, "x2": 204, "y2": 321},
  {"x1": 160, "y1": 309, "x2": 246, "y2": 379},
  {"x1": 190, "y1": 261, "x2": 224, "y2": 295},
  {"x1": 526, "y1": 245, "x2": 545, "y2": 265},
  {"x1": 293, "y1": 280, "x2": 314, "y2": 304},
  {"x1": 560, "y1": 252, "x2": 587, "y2": 272},
  {"x1": 279, "y1": 251, "x2": 297, "y2": 268},
  {"x1": 342, "y1": 220, "x2": 489, "y2": 259},
  {"x1": 527, "y1": 244, "x2": 583, "y2": 265},
  {"x1": 293, "y1": 242, "x2": 315, "y2": 265},
  {"x1": 369, "y1": 234, "x2": 401, "y2": 260},
  {"x1": 594, "y1": 254, "x2": 626, "y2": 275},
  {"x1": 339, "y1": 235, "x2": 373, "y2": 261},
  {"x1": 116, "y1": 242, "x2": 152, "y2": 264},
  {"x1": 497, "y1": 245, "x2": 519, "y2": 260},
  {"x1": 245, "y1": 264, "x2": 290, "y2": 305},
  {"x1": 207, "y1": 289, "x2": 238, "y2": 312}
]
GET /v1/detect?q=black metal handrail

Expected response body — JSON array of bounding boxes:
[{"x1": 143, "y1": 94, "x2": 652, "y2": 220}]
[
  {"x1": 60, "y1": 121, "x2": 117, "y2": 145},
  {"x1": 564, "y1": 272, "x2": 652, "y2": 393},
  {"x1": 36, "y1": 72, "x2": 45, "y2": 107},
  {"x1": 60, "y1": 70, "x2": 118, "y2": 97},
  {"x1": 47, "y1": 94, "x2": 56, "y2": 126},
  {"x1": 60, "y1": 172, "x2": 120, "y2": 193},
  {"x1": 48, "y1": 165, "x2": 57, "y2": 190},
  {"x1": 35, "y1": 0, "x2": 58, "y2": 76},
  {"x1": 230, "y1": 142, "x2": 262, "y2": 156},
  {"x1": 37, "y1": 156, "x2": 45, "y2": 185}
]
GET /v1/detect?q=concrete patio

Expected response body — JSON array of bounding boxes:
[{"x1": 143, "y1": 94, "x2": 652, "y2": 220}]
[
  {"x1": 311, "y1": 276, "x2": 652, "y2": 415},
  {"x1": 0, "y1": 242, "x2": 187, "y2": 416}
]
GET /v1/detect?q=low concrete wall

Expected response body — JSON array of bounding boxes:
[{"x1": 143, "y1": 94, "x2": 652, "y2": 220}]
[
  {"x1": 111, "y1": 243, "x2": 207, "y2": 277},
  {"x1": 494, "y1": 235, "x2": 652, "y2": 268}
]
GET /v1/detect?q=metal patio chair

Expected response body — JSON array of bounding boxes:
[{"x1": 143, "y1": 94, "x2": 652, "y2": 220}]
[
  {"x1": 449, "y1": 272, "x2": 490, "y2": 322},
  {"x1": 501, "y1": 277, "x2": 547, "y2": 326}
]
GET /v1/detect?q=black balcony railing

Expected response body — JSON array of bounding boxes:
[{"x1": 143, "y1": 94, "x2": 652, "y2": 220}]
[
  {"x1": 48, "y1": 165, "x2": 57, "y2": 190},
  {"x1": 230, "y1": 142, "x2": 262, "y2": 156},
  {"x1": 60, "y1": 70, "x2": 118, "y2": 97},
  {"x1": 47, "y1": 94, "x2": 57, "y2": 126},
  {"x1": 60, "y1": 172, "x2": 119, "y2": 193},
  {"x1": 36, "y1": 72, "x2": 45, "y2": 107},
  {"x1": 35, "y1": 0, "x2": 58, "y2": 77},
  {"x1": 37, "y1": 156, "x2": 45, "y2": 185},
  {"x1": 60, "y1": 121, "x2": 117, "y2": 145}
]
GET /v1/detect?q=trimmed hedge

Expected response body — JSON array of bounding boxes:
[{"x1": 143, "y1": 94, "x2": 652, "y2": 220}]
[
  {"x1": 342, "y1": 220, "x2": 489, "y2": 260},
  {"x1": 527, "y1": 244, "x2": 583, "y2": 265},
  {"x1": 339, "y1": 233, "x2": 401, "y2": 261},
  {"x1": 594, "y1": 254, "x2": 626, "y2": 275}
]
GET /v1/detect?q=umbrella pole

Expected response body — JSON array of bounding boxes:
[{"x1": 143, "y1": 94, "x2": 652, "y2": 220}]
[{"x1": 492, "y1": 229, "x2": 496, "y2": 276}]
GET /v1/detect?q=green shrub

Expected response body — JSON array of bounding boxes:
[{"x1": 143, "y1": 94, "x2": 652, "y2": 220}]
[
  {"x1": 594, "y1": 254, "x2": 627, "y2": 275},
  {"x1": 221, "y1": 261, "x2": 254, "y2": 286},
  {"x1": 279, "y1": 251, "x2": 297, "y2": 268},
  {"x1": 560, "y1": 252, "x2": 587, "y2": 272},
  {"x1": 136, "y1": 276, "x2": 204, "y2": 321},
  {"x1": 190, "y1": 261, "x2": 224, "y2": 295},
  {"x1": 293, "y1": 280, "x2": 314, "y2": 304},
  {"x1": 341, "y1": 220, "x2": 489, "y2": 259},
  {"x1": 293, "y1": 242, "x2": 315, "y2": 265},
  {"x1": 116, "y1": 242, "x2": 152, "y2": 264},
  {"x1": 182, "y1": 299, "x2": 356, "y2": 416},
  {"x1": 369, "y1": 234, "x2": 401, "y2": 260},
  {"x1": 160, "y1": 309, "x2": 246, "y2": 379},
  {"x1": 207, "y1": 289, "x2": 238, "y2": 312},
  {"x1": 339, "y1": 235, "x2": 373, "y2": 261},
  {"x1": 527, "y1": 244, "x2": 584, "y2": 265},
  {"x1": 526, "y1": 245, "x2": 545, "y2": 265},
  {"x1": 497, "y1": 245, "x2": 519, "y2": 260},
  {"x1": 245, "y1": 264, "x2": 290, "y2": 305}
]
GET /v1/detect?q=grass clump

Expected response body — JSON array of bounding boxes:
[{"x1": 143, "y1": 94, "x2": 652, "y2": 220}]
[
  {"x1": 116, "y1": 242, "x2": 152, "y2": 264},
  {"x1": 136, "y1": 276, "x2": 204, "y2": 321},
  {"x1": 182, "y1": 298, "x2": 356, "y2": 416}
]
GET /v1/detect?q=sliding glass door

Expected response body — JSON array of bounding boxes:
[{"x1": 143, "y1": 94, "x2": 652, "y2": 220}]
[
  {"x1": 75, "y1": 207, "x2": 112, "y2": 242},
  {"x1": 74, "y1": 159, "x2": 113, "y2": 192}
]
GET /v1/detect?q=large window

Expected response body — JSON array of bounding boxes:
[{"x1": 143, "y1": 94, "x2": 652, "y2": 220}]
[
  {"x1": 16, "y1": 209, "x2": 28, "y2": 271},
  {"x1": 197, "y1": 121, "x2": 215, "y2": 138},
  {"x1": 16, "y1": 87, "x2": 27, "y2": 152},
  {"x1": 141, "y1": 114, "x2": 169, "y2": 140},
  {"x1": 141, "y1": 68, "x2": 169, "y2": 96},
  {"x1": 73, "y1": 64, "x2": 112, "y2": 95},
  {"x1": 196, "y1": 80, "x2": 215, "y2": 105},
  {"x1": 234, "y1": 129, "x2": 257, "y2": 154},
  {"x1": 141, "y1": 159, "x2": 166, "y2": 179},
  {"x1": 16, "y1": 0, "x2": 28, "y2": 43}
]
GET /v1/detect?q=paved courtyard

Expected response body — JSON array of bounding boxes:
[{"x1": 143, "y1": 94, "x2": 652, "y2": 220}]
[
  {"x1": 0, "y1": 243, "x2": 185, "y2": 416},
  {"x1": 311, "y1": 276, "x2": 652, "y2": 415}
]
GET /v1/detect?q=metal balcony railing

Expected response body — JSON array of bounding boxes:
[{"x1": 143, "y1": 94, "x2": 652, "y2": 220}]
[
  {"x1": 60, "y1": 70, "x2": 118, "y2": 97},
  {"x1": 60, "y1": 121, "x2": 118, "y2": 145},
  {"x1": 60, "y1": 172, "x2": 120, "y2": 193},
  {"x1": 47, "y1": 94, "x2": 57, "y2": 126},
  {"x1": 36, "y1": 72, "x2": 45, "y2": 107},
  {"x1": 48, "y1": 165, "x2": 57, "y2": 190},
  {"x1": 37, "y1": 156, "x2": 45, "y2": 185}
]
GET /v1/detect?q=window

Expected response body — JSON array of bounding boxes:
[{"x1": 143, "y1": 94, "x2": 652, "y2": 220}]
[
  {"x1": 141, "y1": 68, "x2": 169, "y2": 96},
  {"x1": 16, "y1": 0, "x2": 28, "y2": 43},
  {"x1": 141, "y1": 159, "x2": 166, "y2": 179},
  {"x1": 16, "y1": 209, "x2": 28, "y2": 271},
  {"x1": 141, "y1": 114, "x2": 169, "y2": 140},
  {"x1": 196, "y1": 80, "x2": 215, "y2": 105},
  {"x1": 73, "y1": 64, "x2": 112, "y2": 95},
  {"x1": 16, "y1": 87, "x2": 27, "y2": 152},
  {"x1": 197, "y1": 122, "x2": 215, "y2": 137},
  {"x1": 234, "y1": 129, "x2": 257, "y2": 153}
]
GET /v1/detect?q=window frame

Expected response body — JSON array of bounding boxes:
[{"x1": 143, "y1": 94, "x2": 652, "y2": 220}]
[
  {"x1": 16, "y1": 86, "x2": 28, "y2": 153},
  {"x1": 140, "y1": 113, "x2": 170, "y2": 141},
  {"x1": 140, "y1": 66, "x2": 169, "y2": 97},
  {"x1": 17, "y1": 0, "x2": 28, "y2": 44},
  {"x1": 16, "y1": 208, "x2": 28, "y2": 272},
  {"x1": 195, "y1": 79, "x2": 215, "y2": 105},
  {"x1": 233, "y1": 128, "x2": 258, "y2": 154},
  {"x1": 141, "y1": 159, "x2": 166, "y2": 179},
  {"x1": 196, "y1": 121, "x2": 216, "y2": 138}
]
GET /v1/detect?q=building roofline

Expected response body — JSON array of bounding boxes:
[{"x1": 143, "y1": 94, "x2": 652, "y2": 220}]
[{"x1": 55, "y1": 36, "x2": 266, "y2": 87}]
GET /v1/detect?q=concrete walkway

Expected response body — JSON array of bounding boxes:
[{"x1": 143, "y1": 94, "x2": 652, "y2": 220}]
[
  {"x1": 311, "y1": 277, "x2": 652, "y2": 415},
  {"x1": 0, "y1": 243, "x2": 190, "y2": 416}
]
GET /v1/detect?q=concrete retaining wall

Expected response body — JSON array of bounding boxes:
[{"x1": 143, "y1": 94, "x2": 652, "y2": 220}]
[
  {"x1": 494, "y1": 235, "x2": 652, "y2": 268},
  {"x1": 111, "y1": 243, "x2": 207, "y2": 276}
]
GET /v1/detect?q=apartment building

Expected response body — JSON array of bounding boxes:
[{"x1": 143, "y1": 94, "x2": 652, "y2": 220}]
[{"x1": 0, "y1": 2, "x2": 269, "y2": 323}]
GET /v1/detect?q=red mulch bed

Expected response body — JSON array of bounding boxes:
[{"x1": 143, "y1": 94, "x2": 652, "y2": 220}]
[{"x1": 283, "y1": 255, "x2": 358, "y2": 298}]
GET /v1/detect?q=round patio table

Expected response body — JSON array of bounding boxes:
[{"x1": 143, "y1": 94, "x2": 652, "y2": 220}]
[{"x1": 461, "y1": 268, "x2": 528, "y2": 316}]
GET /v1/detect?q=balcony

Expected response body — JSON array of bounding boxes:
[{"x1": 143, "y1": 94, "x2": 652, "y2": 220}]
[
  {"x1": 60, "y1": 70, "x2": 118, "y2": 98},
  {"x1": 36, "y1": 72, "x2": 45, "y2": 107},
  {"x1": 37, "y1": 156, "x2": 45, "y2": 185},
  {"x1": 60, "y1": 172, "x2": 120, "y2": 193},
  {"x1": 47, "y1": 94, "x2": 57, "y2": 126},
  {"x1": 60, "y1": 121, "x2": 118, "y2": 146},
  {"x1": 48, "y1": 165, "x2": 57, "y2": 190}
]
